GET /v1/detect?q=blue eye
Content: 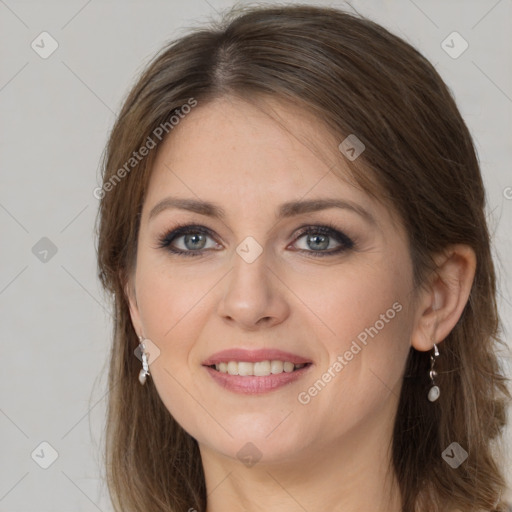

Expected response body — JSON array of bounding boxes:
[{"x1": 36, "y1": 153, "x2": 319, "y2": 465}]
[
  {"x1": 156, "y1": 222, "x2": 354, "y2": 257},
  {"x1": 156, "y1": 224, "x2": 220, "y2": 257},
  {"x1": 293, "y1": 225, "x2": 354, "y2": 255}
]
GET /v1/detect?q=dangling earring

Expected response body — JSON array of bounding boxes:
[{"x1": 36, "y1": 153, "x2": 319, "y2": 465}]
[
  {"x1": 138, "y1": 335, "x2": 150, "y2": 385},
  {"x1": 427, "y1": 343, "x2": 440, "y2": 402}
]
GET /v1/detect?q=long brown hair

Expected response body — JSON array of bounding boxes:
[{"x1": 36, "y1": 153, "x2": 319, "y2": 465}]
[{"x1": 95, "y1": 4, "x2": 510, "y2": 511}]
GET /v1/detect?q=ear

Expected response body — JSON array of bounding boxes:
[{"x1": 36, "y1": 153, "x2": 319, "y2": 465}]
[
  {"x1": 411, "y1": 244, "x2": 476, "y2": 351},
  {"x1": 123, "y1": 272, "x2": 143, "y2": 338}
]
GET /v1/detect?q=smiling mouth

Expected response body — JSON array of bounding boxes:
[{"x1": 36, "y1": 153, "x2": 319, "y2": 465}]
[{"x1": 206, "y1": 360, "x2": 312, "y2": 377}]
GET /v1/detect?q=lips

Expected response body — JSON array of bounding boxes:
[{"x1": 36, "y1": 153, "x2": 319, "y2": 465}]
[
  {"x1": 202, "y1": 348, "x2": 312, "y2": 366},
  {"x1": 202, "y1": 348, "x2": 313, "y2": 394}
]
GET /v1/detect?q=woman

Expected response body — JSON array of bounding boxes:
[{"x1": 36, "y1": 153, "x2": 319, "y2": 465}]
[{"x1": 96, "y1": 4, "x2": 511, "y2": 511}]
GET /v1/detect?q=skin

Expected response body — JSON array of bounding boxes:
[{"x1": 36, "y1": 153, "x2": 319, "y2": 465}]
[{"x1": 126, "y1": 96, "x2": 476, "y2": 512}]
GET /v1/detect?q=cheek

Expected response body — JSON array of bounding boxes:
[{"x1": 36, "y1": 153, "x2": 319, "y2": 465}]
[
  {"x1": 301, "y1": 259, "x2": 413, "y2": 402},
  {"x1": 133, "y1": 265, "x2": 211, "y2": 431},
  {"x1": 297, "y1": 258, "x2": 410, "y2": 345},
  {"x1": 298, "y1": 283, "x2": 412, "y2": 441},
  {"x1": 134, "y1": 252, "x2": 213, "y2": 341},
  {"x1": 133, "y1": 263, "x2": 200, "y2": 394}
]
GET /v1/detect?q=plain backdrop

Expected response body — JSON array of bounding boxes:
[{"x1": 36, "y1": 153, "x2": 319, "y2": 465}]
[{"x1": 0, "y1": 0, "x2": 511, "y2": 510}]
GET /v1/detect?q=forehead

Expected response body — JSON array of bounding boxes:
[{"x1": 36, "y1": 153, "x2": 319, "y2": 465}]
[
  {"x1": 141, "y1": 95, "x2": 401, "y2": 235},
  {"x1": 146, "y1": 98, "x2": 363, "y2": 199}
]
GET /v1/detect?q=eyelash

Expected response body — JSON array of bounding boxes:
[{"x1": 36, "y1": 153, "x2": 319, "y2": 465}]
[{"x1": 155, "y1": 221, "x2": 355, "y2": 258}]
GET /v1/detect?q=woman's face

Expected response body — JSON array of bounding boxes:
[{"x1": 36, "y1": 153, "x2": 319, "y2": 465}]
[{"x1": 127, "y1": 96, "x2": 421, "y2": 464}]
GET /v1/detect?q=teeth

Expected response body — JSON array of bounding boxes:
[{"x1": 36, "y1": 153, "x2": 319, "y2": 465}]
[
  {"x1": 238, "y1": 362, "x2": 253, "y2": 376},
  {"x1": 227, "y1": 361, "x2": 238, "y2": 375},
  {"x1": 213, "y1": 360, "x2": 307, "y2": 376},
  {"x1": 270, "y1": 360, "x2": 284, "y2": 374}
]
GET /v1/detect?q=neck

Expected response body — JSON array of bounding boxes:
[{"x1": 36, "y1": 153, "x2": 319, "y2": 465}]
[{"x1": 200, "y1": 399, "x2": 402, "y2": 512}]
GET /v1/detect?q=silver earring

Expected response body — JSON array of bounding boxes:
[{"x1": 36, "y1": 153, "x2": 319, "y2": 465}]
[
  {"x1": 427, "y1": 343, "x2": 440, "y2": 402},
  {"x1": 138, "y1": 335, "x2": 150, "y2": 385}
]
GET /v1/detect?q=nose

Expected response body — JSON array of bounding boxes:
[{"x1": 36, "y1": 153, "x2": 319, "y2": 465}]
[{"x1": 216, "y1": 250, "x2": 290, "y2": 330}]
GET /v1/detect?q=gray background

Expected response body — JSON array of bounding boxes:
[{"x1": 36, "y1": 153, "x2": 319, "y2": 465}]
[{"x1": 1, "y1": 0, "x2": 511, "y2": 510}]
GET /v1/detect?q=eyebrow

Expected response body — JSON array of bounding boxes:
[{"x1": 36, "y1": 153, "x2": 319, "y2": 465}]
[{"x1": 148, "y1": 196, "x2": 376, "y2": 225}]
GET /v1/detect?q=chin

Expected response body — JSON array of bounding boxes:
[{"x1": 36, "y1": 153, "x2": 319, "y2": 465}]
[{"x1": 196, "y1": 420, "x2": 315, "y2": 465}]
